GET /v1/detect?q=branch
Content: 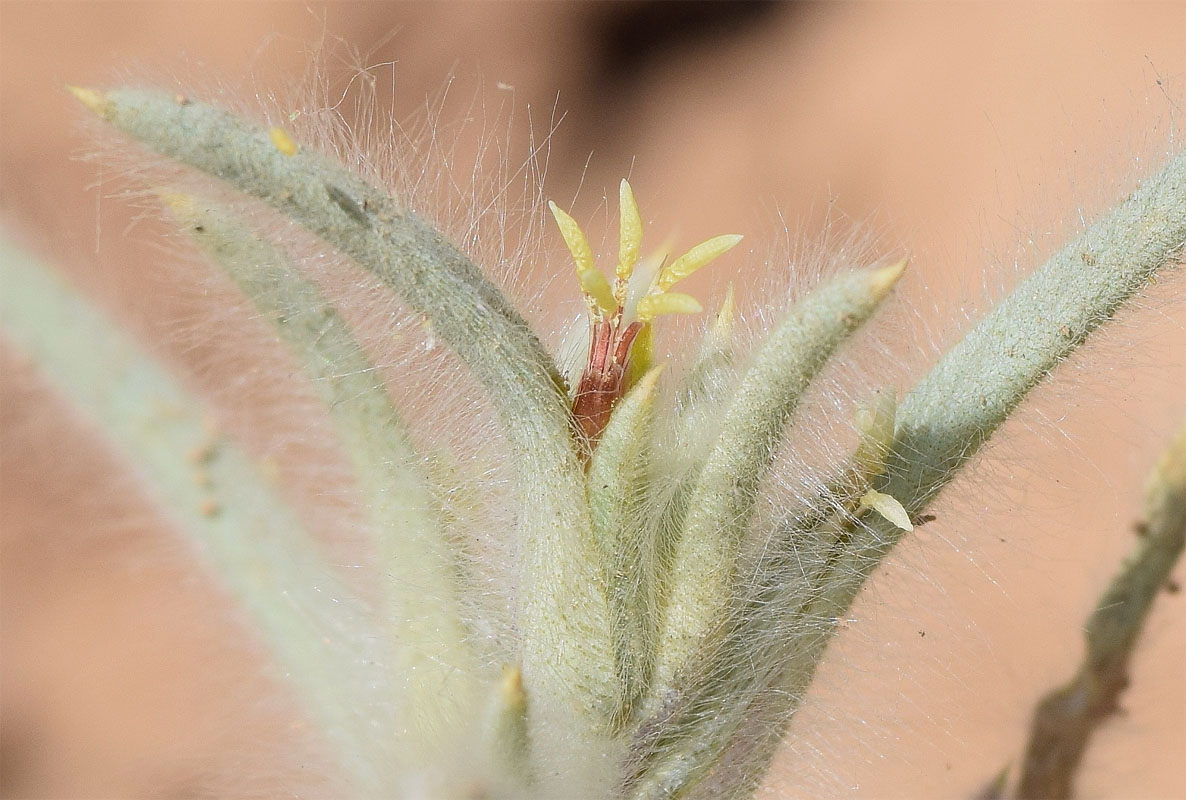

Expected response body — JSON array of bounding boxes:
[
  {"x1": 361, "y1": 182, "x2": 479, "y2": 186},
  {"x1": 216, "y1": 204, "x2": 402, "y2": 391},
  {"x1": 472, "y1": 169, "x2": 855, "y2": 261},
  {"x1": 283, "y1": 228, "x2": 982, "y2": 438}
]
[{"x1": 1015, "y1": 419, "x2": 1186, "y2": 799}]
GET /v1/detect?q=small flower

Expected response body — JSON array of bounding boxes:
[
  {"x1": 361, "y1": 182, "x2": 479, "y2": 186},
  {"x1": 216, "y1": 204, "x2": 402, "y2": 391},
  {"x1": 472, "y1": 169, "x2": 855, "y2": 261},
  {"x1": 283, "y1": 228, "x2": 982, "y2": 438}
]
[{"x1": 549, "y1": 179, "x2": 742, "y2": 448}]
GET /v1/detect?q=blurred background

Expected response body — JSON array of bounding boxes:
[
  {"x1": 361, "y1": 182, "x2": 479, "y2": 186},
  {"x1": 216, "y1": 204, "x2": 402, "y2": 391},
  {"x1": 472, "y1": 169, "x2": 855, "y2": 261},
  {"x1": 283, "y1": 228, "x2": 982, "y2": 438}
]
[{"x1": 1, "y1": 2, "x2": 1183, "y2": 797}]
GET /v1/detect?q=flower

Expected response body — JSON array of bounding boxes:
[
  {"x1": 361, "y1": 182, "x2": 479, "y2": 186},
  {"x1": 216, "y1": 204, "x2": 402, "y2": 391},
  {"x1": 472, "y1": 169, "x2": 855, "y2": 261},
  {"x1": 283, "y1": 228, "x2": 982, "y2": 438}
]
[{"x1": 548, "y1": 179, "x2": 742, "y2": 447}]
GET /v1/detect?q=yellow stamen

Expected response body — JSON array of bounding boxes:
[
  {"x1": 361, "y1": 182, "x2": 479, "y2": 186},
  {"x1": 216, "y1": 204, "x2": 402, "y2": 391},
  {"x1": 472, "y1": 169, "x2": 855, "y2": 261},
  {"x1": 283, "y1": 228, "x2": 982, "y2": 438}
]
[
  {"x1": 637, "y1": 292, "x2": 703, "y2": 322},
  {"x1": 657, "y1": 234, "x2": 743, "y2": 291},
  {"x1": 617, "y1": 179, "x2": 643, "y2": 282},
  {"x1": 269, "y1": 126, "x2": 299, "y2": 156},
  {"x1": 548, "y1": 200, "x2": 596, "y2": 273},
  {"x1": 578, "y1": 268, "x2": 618, "y2": 315},
  {"x1": 858, "y1": 489, "x2": 913, "y2": 531}
]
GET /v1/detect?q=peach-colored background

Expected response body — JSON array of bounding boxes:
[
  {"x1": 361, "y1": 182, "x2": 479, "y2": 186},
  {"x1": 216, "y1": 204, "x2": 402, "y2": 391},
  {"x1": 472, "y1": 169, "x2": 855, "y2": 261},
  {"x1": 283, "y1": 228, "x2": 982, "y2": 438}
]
[{"x1": 2, "y1": 2, "x2": 1184, "y2": 798}]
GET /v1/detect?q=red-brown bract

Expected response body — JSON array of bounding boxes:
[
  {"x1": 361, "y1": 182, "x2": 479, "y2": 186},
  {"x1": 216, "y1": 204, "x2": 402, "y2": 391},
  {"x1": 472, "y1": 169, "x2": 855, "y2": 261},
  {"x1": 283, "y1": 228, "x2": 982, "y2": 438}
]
[{"x1": 572, "y1": 312, "x2": 645, "y2": 450}]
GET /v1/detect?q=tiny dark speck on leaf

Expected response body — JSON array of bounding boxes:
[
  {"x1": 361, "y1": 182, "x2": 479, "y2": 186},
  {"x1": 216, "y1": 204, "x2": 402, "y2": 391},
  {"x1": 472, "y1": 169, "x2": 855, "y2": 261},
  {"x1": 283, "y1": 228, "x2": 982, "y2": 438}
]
[{"x1": 326, "y1": 184, "x2": 371, "y2": 227}]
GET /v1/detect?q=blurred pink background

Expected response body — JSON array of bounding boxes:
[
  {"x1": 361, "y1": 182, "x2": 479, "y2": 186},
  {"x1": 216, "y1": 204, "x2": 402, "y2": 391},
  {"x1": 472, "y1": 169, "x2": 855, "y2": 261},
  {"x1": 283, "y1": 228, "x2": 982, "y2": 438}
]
[{"x1": 1, "y1": 2, "x2": 1183, "y2": 797}]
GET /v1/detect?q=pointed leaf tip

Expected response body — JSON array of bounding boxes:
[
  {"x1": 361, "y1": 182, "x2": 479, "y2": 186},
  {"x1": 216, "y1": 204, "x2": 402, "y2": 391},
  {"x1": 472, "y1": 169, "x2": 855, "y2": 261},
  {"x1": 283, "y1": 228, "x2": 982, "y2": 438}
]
[
  {"x1": 156, "y1": 191, "x2": 196, "y2": 217},
  {"x1": 66, "y1": 85, "x2": 111, "y2": 117},
  {"x1": 499, "y1": 665, "x2": 527, "y2": 711},
  {"x1": 634, "y1": 363, "x2": 665, "y2": 396},
  {"x1": 868, "y1": 257, "x2": 908, "y2": 300},
  {"x1": 713, "y1": 284, "x2": 737, "y2": 335}
]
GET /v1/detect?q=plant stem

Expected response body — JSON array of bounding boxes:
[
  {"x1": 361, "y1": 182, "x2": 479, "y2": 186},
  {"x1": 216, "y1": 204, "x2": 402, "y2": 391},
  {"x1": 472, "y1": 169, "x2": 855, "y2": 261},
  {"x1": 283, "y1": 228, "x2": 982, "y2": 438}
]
[
  {"x1": 1015, "y1": 420, "x2": 1186, "y2": 799},
  {"x1": 750, "y1": 151, "x2": 1186, "y2": 797}
]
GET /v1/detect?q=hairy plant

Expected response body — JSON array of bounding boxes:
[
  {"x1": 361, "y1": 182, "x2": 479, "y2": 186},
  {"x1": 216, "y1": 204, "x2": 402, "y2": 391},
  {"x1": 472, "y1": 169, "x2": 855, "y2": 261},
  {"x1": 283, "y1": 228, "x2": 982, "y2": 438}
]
[{"x1": 0, "y1": 78, "x2": 1182, "y2": 799}]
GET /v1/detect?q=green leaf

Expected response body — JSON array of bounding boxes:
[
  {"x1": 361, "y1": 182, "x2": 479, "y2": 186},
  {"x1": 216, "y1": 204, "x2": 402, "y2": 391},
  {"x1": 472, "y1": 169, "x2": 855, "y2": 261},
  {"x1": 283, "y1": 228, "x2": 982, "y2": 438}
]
[
  {"x1": 652, "y1": 260, "x2": 905, "y2": 697},
  {"x1": 162, "y1": 193, "x2": 481, "y2": 758},
  {"x1": 0, "y1": 236, "x2": 395, "y2": 794},
  {"x1": 74, "y1": 87, "x2": 616, "y2": 774},
  {"x1": 588, "y1": 367, "x2": 664, "y2": 728}
]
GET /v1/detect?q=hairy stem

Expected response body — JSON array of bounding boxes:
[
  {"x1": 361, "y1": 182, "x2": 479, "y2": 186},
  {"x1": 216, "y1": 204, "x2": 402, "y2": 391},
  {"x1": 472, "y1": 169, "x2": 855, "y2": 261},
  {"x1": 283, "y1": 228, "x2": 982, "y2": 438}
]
[
  {"x1": 731, "y1": 151, "x2": 1186, "y2": 798},
  {"x1": 1015, "y1": 419, "x2": 1186, "y2": 799}
]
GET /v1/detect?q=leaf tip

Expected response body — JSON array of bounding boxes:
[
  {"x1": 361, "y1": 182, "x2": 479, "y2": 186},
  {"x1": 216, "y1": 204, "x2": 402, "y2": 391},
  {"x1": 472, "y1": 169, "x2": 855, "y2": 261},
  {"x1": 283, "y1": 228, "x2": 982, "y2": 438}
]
[
  {"x1": 156, "y1": 190, "x2": 195, "y2": 217},
  {"x1": 498, "y1": 664, "x2": 529, "y2": 720},
  {"x1": 868, "y1": 257, "x2": 908, "y2": 300},
  {"x1": 635, "y1": 363, "x2": 665, "y2": 396},
  {"x1": 66, "y1": 85, "x2": 111, "y2": 117},
  {"x1": 712, "y1": 283, "x2": 737, "y2": 335}
]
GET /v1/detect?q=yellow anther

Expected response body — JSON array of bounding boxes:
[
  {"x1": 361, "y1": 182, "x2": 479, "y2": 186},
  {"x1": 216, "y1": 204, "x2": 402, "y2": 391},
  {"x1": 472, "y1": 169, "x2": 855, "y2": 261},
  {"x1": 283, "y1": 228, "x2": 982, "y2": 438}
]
[
  {"x1": 858, "y1": 489, "x2": 913, "y2": 531},
  {"x1": 551, "y1": 182, "x2": 743, "y2": 336},
  {"x1": 269, "y1": 126, "x2": 298, "y2": 156},
  {"x1": 548, "y1": 200, "x2": 596, "y2": 273},
  {"x1": 657, "y1": 234, "x2": 743, "y2": 291},
  {"x1": 578, "y1": 268, "x2": 618, "y2": 315},
  {"x1": 636, "y1": 292, "x2": 703, "y2": 322},
  {"x1": 617, "y1": 179, "x2": 643, "y2": 282}
]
